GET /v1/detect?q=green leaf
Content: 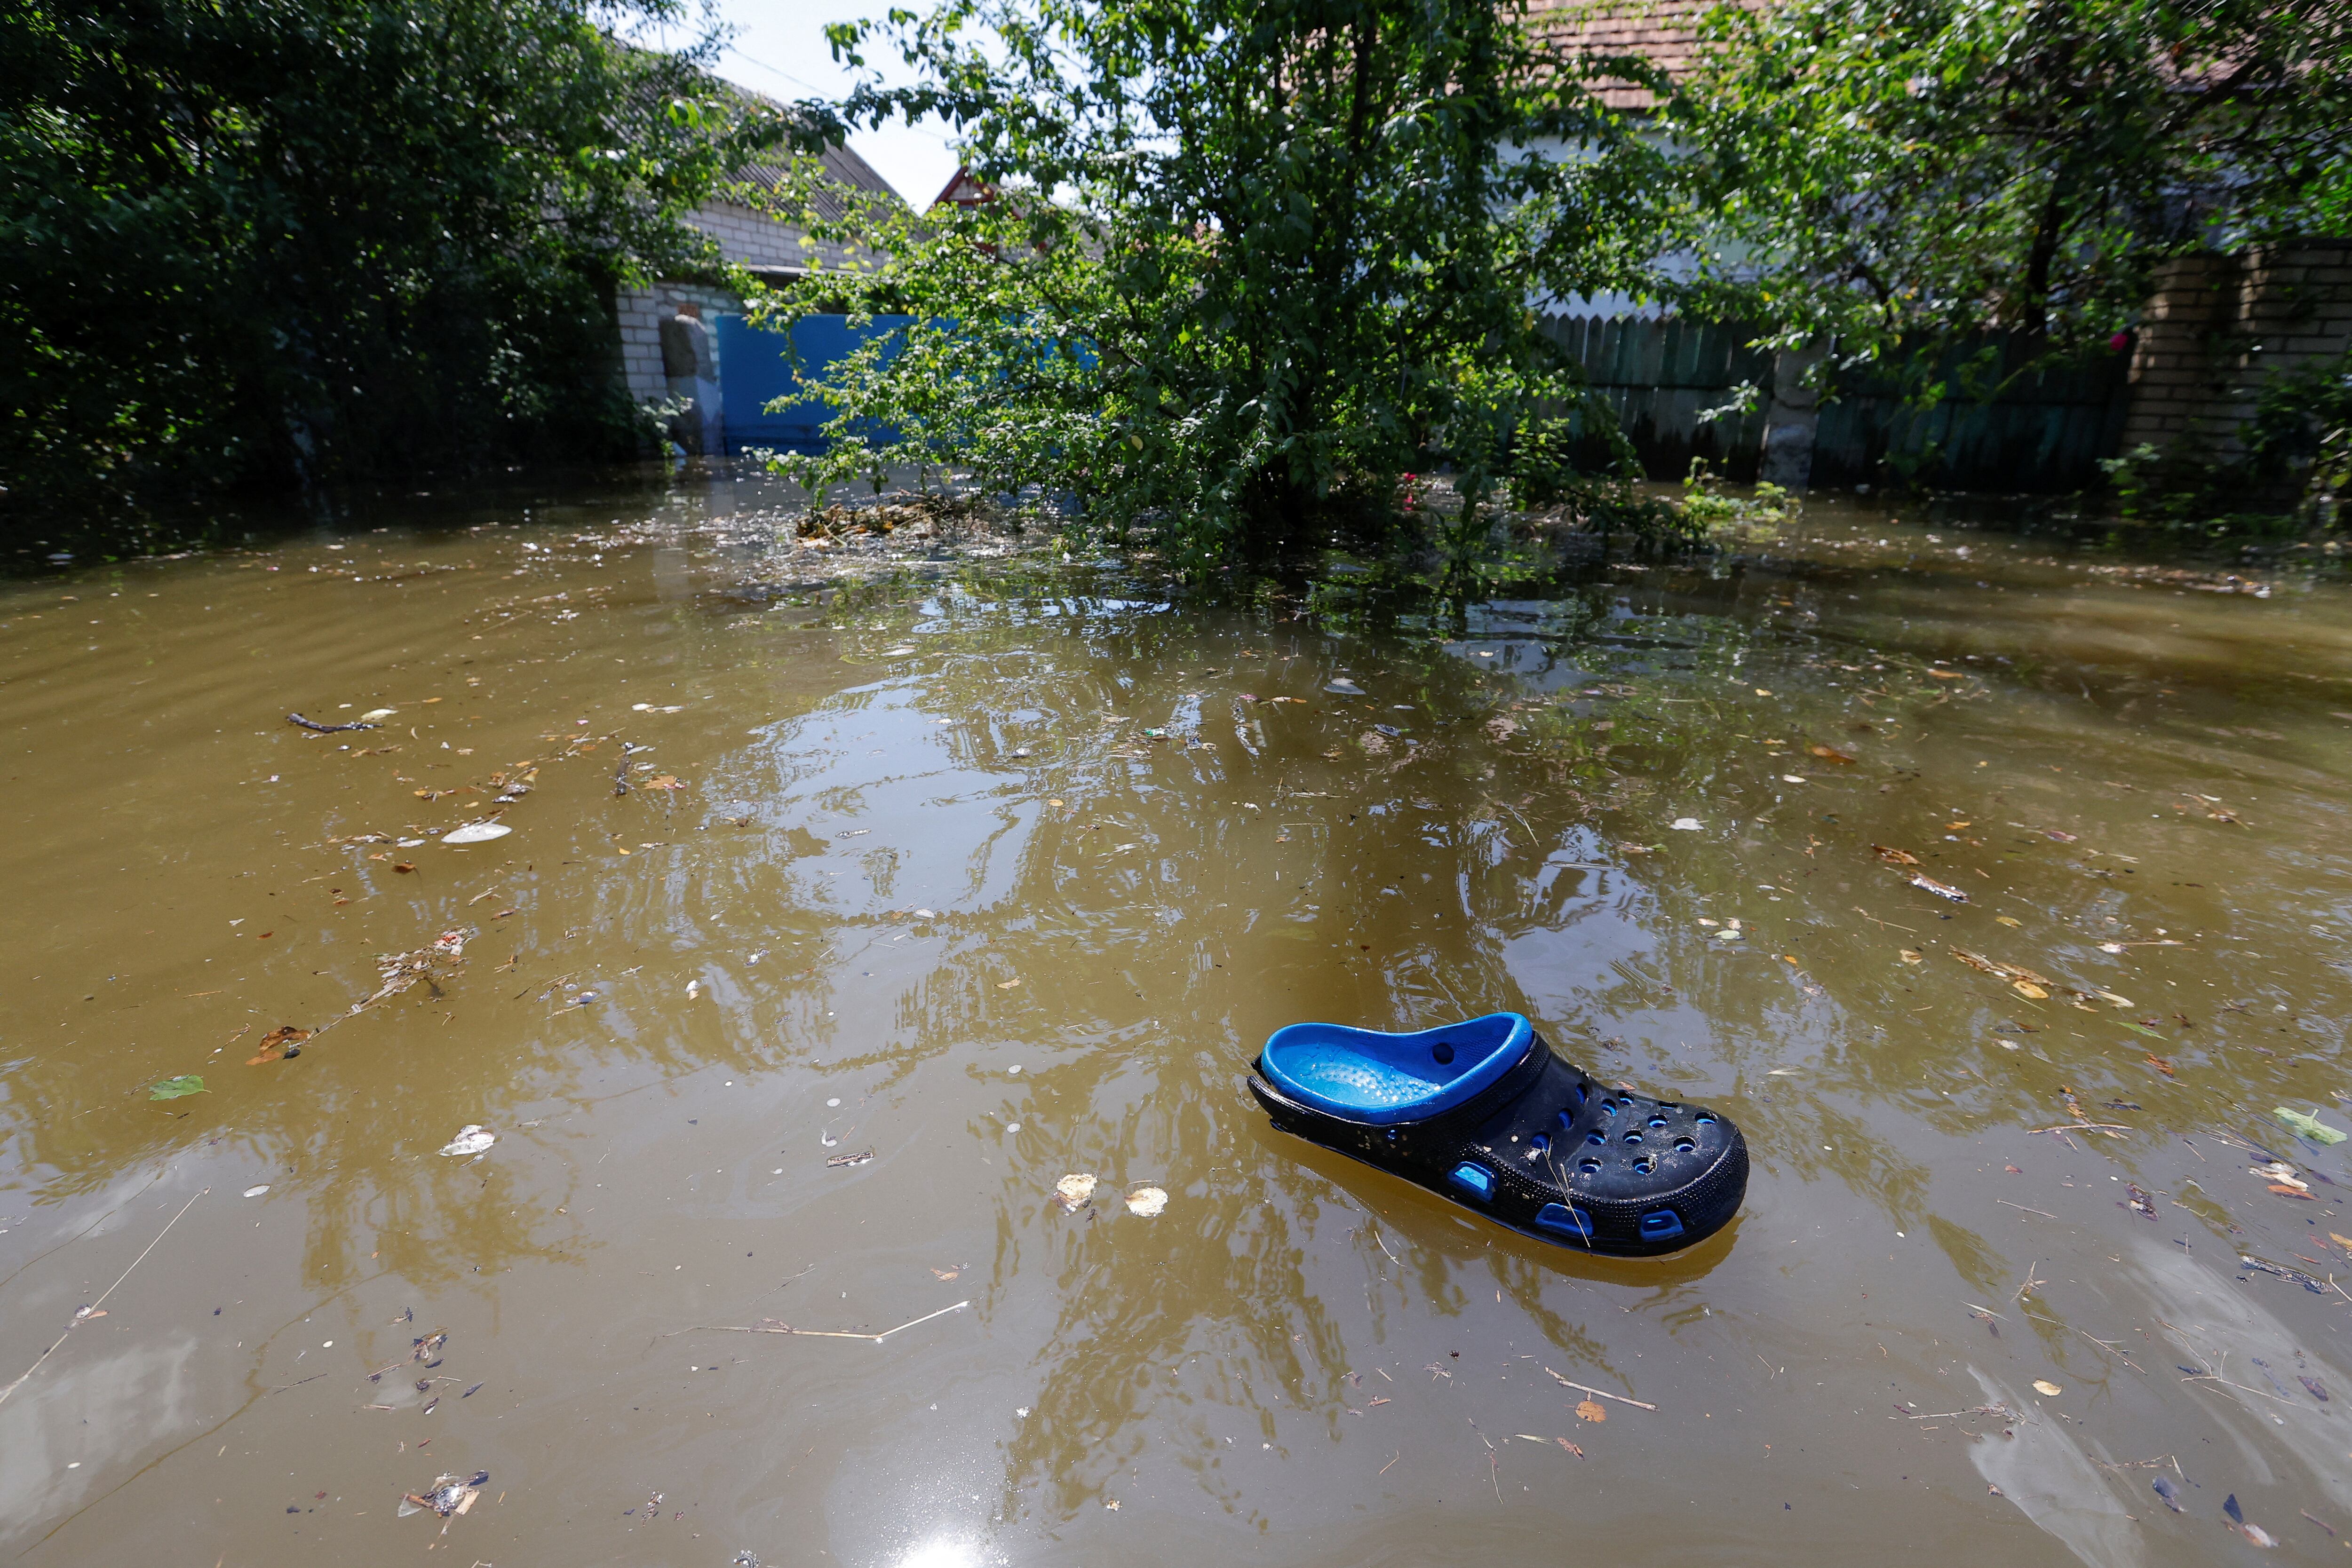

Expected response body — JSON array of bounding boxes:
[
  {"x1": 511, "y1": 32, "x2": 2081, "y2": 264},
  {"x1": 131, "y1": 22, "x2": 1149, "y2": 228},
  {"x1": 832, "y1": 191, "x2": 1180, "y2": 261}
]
[
  {"x1": 149, "y1": 1075, "x2": 207, "y2": 1101},
  {"x1": 2274, "y1": 1107, "x2": 2348, "y2": 1146}
]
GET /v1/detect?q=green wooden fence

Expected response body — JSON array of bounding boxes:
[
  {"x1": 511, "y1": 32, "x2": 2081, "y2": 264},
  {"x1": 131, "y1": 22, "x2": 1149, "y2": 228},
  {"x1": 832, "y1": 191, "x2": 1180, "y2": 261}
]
[{"x1": 1536, "y1": 315, "x2": 2131, "y2": 491}]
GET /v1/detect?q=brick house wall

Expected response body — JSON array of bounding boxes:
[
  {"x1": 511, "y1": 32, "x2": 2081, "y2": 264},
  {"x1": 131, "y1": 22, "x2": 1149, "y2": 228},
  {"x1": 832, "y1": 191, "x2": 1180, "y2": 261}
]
[
  {"x1": 615, "y1": 193, "x2": 890, "y2": 412},
  {"x1": 2121, "y1": 242, "x2": 2352, "y2": 464},
  {"x1": 617, "y1": 127, "x2": 901, "y2": 443}
]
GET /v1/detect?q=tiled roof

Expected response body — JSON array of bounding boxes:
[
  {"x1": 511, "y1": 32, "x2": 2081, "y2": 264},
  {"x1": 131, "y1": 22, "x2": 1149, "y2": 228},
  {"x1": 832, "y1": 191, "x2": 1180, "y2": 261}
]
[{"x1": 1525, "y1": 0, "x2": 1756, "y2": 109}]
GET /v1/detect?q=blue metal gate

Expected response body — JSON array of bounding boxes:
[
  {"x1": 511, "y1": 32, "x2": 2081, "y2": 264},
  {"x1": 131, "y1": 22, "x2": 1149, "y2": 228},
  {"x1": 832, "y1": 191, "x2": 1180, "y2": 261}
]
[{"x1": 715, "y1": 313, "x2": 916, "y2": 456}]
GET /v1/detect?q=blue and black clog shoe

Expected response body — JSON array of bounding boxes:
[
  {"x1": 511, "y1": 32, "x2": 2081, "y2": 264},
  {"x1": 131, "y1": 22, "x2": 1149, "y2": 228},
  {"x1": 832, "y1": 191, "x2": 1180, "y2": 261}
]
[{"x1": 1247, "y1": 1013, "x2": 1747, "y2": 1257}]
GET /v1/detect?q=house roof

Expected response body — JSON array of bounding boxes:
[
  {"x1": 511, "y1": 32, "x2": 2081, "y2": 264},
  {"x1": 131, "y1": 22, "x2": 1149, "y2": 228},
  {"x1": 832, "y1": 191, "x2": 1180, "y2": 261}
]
[
  {"x1": 729, "y1": 137, "x2": 903, "y2": 223},
  {"x1": 931, "y1": 167, "x2": 993, "y2": 211},
  {"x1": 1525, "y1": 0, "x2": 1752, "y2": 109}
]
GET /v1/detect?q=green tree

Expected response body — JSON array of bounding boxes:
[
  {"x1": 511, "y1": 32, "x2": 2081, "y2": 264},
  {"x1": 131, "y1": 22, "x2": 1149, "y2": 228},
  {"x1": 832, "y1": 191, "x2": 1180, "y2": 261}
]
[
  {"x1": 756, "y1": 0, "x2": 1687, "y2": 571},
  {"x1": 1668, "y1": 0, "x2": 2352, "y2": 360},
  {"x1": 1, "y1": 0, "x2": 778, "y2": 509}
]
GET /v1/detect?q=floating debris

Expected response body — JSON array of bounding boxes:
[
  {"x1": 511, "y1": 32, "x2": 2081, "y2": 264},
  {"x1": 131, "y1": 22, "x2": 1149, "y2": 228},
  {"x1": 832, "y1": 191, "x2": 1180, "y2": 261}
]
[
  {"x1": 398, "y1": 1470, "x2": 488, "y2": 1519},
  {"x1": 247, "y1": 1026, "x2": 309, "y2": 1065},
  {"x1": 1125, "y1": 1186, "x2": 1168, "y2": 1217},
  {"x1": 1054, "y1": 1173, "x2": 1098, "y2": 1212},
  {"x1": 438, "y1": 1125, "x2": 495, "y2": 1157}
]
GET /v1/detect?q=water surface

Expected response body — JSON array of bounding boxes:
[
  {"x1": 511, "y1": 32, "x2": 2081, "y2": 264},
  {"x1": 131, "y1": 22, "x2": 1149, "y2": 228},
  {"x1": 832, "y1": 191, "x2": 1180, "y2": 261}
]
[{"x1": 4, "y1": 476, "x2": 2351, "y2": 1567}]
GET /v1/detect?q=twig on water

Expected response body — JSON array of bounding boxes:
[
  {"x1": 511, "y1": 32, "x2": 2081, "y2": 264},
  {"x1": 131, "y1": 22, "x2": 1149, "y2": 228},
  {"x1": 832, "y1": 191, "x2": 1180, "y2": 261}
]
[
  {"x1": 1997, "y1": 1200, "x2": 2058, "y2": 1219},
  {"x1": 0, "y1": 1188, "x2": 208, "y2": 1409},
  {"x1": 2181, "y1": 1371, "x2": 2302, "y2": 1409},
  {"x1": 1904, "y1": 1403, "x2": 2016, "y2": 1422},
  {"x1": 2023, "y1": 1309, "x2": 2146, "y2": 1373},
  {"x1": 2026, "y1": 1121, "x2": 2132, "y2": 1138},
  {"x1": 1542, "y1": 1367, "x2": 1657, "y2": 1410},
  {"x1": 678, "y1": 1299, "x2": 970, "y2": 1345},
  {"x1": 2015, "y1": 1261, "x2": 2045, "y2": 1306}
]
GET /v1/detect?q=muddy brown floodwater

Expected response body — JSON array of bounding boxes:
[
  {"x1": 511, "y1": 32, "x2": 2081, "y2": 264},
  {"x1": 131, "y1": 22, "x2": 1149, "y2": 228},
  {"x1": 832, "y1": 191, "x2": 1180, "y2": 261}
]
[{"x1": 6, "y1": 473, "x2": 2352, "y2": 1568}]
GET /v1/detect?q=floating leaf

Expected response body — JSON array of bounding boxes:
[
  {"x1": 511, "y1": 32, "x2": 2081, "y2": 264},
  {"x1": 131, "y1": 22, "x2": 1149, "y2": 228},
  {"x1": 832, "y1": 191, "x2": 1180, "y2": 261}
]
[
  {"x1": 2275, "y1": 1107, "x2": 2348, "y2": 1146},
  {"x1": 1125, "y1": 1186, "x2": 1168, "y2": 1217},
  {"x1": 1994, "y1": 915, "x2": 2022, "y2": 927},
  {"x1": 1807, "y1": 745, "x2": 1856, "y2": 763},
  {"x1": 2145, "y1": 1053, "x2": 2175, "y2": 1078},
  {"x1": 2013, "y1": 980, "x2": 2049, "y2": 999},
  {"x1": 150, "y1": 1075, "x2": 206, "y2": 1101},
  {"x1": 247, "y1": 1025, "x2": 310, "y2": 1065},
  {"x1": 1898, "y1": 949, "x2": 1923, "y2": 964},
  {"x1": 1871, "y1": 844, "x2": 1920, "y2": 866},
  {"x1": 1908, "y1": 873, "x2": 1970, "y2": 903},
  {"x1": 1556, "y1": 1438, "x2": 1585, "y2": 1457},
  {"x1": 1573, "y1": 1399, "x2": 1606, "y2": 1422},
  {"x1": 2031, "y1": 1379, "x2": 2062, "y2": 1397},
  {"x1": 1054, "y1": 1173, "x2": 1098, "y2": 1212}
]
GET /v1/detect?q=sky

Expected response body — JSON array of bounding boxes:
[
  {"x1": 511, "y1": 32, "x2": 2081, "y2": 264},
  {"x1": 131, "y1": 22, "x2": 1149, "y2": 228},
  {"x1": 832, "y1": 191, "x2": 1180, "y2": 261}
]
[{"x1": 697, "y1": 0, "x2": 965, "y2": 207}]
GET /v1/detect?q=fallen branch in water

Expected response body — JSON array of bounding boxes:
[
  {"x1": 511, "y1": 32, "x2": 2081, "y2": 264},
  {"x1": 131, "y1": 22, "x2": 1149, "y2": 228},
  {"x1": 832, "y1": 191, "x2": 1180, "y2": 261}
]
[
  {"x1": 678, "y1": 1299, "x2": 970, "y2": 1345},
  {"x1": 0, "y1": 1188, "x2": 208, "y2": 1409},
  {"x1": 1542, "y1": 1367, "x2": 1657, "y2": 1410}
]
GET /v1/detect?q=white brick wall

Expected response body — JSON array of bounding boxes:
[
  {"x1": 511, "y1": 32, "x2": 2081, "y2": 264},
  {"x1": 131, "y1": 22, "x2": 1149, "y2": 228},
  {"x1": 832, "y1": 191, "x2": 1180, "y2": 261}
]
[
  {"x1": 618, "y1": 188, "x2": 894, "y2": 445},
  {"x1": 681, "y1": 199, "x2": 879, "y2": 275}
]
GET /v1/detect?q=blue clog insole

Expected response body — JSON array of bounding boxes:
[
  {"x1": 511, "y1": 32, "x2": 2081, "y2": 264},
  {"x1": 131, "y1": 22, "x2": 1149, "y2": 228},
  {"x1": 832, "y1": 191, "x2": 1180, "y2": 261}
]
[{"x1": 1282, "y1": 1056, "x2": 1444, "y2": 1110}]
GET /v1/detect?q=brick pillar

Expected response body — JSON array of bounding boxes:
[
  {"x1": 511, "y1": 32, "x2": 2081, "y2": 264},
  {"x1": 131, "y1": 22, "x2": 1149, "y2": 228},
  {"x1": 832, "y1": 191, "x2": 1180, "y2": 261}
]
[
  {"x1": 2121, "y1": 254, "x2": 2233, "y2": 456},
  {"x1": 2122, "y1": 243, "x2": 2352, "y2": 465}
]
